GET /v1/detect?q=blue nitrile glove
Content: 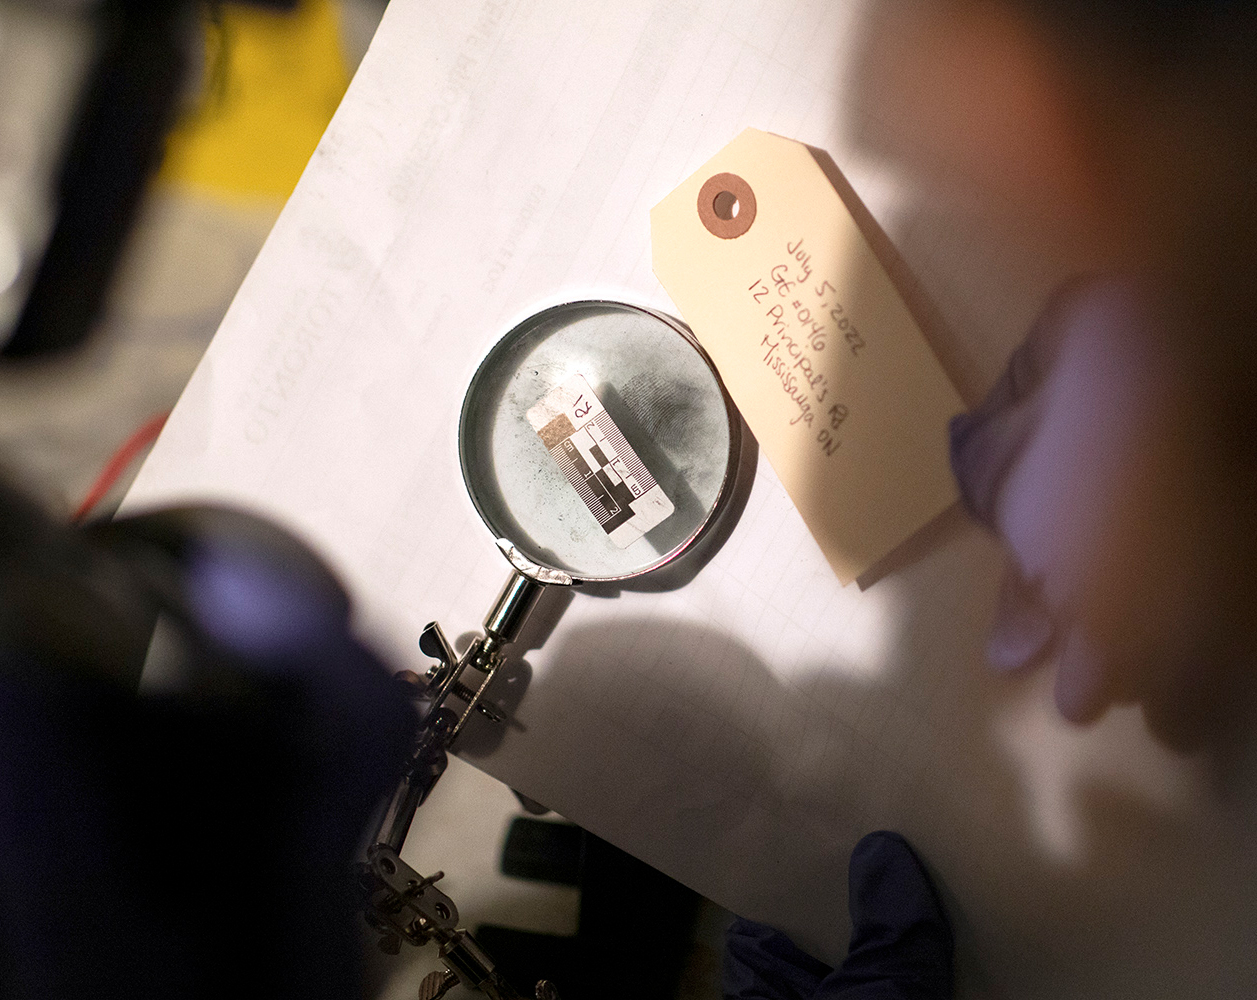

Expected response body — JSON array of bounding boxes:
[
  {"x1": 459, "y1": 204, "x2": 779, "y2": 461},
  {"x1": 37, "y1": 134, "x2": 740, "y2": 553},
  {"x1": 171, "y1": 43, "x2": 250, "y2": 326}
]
[{"x1": 723, "y1": 832, "x2": 953, "y2": 1000}]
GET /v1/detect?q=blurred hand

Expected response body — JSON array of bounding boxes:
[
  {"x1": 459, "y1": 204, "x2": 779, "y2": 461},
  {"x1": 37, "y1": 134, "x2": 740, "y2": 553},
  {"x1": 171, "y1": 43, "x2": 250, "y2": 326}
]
[
  {"x1": 0, "y1": 495, "x2": 418, "y2": 1000},
  {"x1": 951, "y1": 278, "x2": 1257, "y2": 749}
]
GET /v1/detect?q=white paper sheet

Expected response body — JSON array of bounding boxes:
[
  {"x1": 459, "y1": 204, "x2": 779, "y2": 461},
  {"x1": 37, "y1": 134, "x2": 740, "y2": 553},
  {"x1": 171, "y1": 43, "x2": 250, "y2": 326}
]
[{"x1": 123, "y1": 1, "x2": 1257, "y2": 996}]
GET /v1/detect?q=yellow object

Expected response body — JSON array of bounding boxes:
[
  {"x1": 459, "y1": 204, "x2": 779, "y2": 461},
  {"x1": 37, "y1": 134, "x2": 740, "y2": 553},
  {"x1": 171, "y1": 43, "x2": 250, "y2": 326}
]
[{"x1": 159, "y1": 0, "x2": 350, "y2": 202}]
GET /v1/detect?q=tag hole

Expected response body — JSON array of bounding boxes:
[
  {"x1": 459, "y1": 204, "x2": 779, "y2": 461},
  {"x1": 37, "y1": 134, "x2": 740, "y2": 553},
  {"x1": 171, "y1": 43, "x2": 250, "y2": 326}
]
[
  {"x1": 712, "y1": 190, "x2": 739, "y2": 221},
  {"x1": 697, "y1": 172, "x2": 756, "y2": 239}
]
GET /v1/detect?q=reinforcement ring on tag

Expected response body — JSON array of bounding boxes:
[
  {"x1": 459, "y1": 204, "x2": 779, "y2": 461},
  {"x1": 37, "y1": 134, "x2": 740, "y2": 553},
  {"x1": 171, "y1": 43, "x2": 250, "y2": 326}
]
[{"x1": 697, "y1": 172, "x2": 756, "y2": 239}]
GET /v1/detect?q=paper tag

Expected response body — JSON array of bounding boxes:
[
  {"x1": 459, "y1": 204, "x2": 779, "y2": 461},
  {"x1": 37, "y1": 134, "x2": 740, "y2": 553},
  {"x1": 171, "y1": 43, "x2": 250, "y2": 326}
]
[
  {"x1": 526, "y1": 374, "x2": 675, "y2": 548},
  {"x1": 651, "y1": 128, "x2": 962, "y2": 583}
]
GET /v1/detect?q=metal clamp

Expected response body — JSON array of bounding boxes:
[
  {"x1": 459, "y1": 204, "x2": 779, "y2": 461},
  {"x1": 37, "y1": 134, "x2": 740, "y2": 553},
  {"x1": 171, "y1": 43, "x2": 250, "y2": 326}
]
[
  {"x1": 359, "y1": 570, "x2": 559, "y2": 998},
  {"x1": 418, "y1": 569, "x2": 546, "y2": 740}
]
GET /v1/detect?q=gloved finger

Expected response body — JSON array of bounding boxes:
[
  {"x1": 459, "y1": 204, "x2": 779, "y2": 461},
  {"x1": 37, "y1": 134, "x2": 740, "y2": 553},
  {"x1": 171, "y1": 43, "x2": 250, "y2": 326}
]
[
  {"x1": 723, "y1": 917, "x2": 831, "y2": 1000},
  {"x1": 985, "y1": 558, "x2": 1058, "y2": 673},
  {"x1": 1052, "y1": 627, "x2": 1112, "y2": 724},
  {"x1": 949, "y1": 277, "x2": 1087, "y2": 530}
]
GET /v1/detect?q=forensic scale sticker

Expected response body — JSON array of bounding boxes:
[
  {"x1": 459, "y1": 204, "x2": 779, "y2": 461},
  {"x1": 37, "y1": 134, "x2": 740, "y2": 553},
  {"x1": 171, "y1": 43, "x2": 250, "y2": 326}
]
[{"x1": 526, "y1": 374, "x2": 674, "y2": 548}]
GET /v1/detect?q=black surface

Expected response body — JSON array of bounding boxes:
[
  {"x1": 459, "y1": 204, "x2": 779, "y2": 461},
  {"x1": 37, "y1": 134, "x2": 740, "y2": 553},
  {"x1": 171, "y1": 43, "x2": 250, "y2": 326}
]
[
  {"x1": 480, "y1": 827, "x2": 702, "y2": 1000},
  {"x1": 500, "y1": 818, "x2": 583, "y2": 886}
]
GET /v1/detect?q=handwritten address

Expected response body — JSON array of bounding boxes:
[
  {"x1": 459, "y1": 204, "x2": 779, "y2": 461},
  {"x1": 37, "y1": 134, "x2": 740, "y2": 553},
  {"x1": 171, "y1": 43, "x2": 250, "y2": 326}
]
[{"x1": 747, "y1": 238, "x2": 864, "y2": 457}]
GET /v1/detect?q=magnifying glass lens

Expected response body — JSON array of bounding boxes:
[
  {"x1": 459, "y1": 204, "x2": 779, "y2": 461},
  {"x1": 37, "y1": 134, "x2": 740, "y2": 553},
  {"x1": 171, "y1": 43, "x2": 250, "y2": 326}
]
[{"x1": 459, "y1": 302, "x2": 736, "y2": 583}]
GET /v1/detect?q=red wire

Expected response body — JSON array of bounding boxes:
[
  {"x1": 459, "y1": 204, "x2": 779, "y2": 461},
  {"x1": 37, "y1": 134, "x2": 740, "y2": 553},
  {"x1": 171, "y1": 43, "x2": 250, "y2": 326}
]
[{"x1": 73, "y1": 412, "x2": 171, "y2": 523}]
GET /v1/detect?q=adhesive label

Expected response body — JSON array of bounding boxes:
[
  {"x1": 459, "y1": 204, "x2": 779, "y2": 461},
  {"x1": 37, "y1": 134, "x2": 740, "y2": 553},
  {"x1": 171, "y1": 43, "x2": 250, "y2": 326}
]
[{"x1": 527, "y1": 374, "x2": 674, "y2": 548}]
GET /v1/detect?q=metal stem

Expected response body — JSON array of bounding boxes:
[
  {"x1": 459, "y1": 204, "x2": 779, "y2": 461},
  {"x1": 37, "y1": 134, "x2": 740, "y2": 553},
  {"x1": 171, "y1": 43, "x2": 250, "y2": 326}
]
[{"x1": 483, "y1": 571, "x2": 545, "y2": 647}]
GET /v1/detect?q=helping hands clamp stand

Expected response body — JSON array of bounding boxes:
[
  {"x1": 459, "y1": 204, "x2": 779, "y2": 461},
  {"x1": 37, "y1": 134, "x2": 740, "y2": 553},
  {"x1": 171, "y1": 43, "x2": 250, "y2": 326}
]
[
  {"x1": 359, "y1": 569, "x2": 558, "y2": 1000},
  {"x1": 357, "y1": 301, "x2": 739, "y2": 999}
]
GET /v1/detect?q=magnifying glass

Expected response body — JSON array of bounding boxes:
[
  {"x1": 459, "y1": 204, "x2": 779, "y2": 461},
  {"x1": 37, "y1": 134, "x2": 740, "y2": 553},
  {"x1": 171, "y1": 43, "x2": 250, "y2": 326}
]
[
  {"x1": 372, "y1": 300, "x2": 741, "y2": 909},
  {"x1": 418, "y1": 300, "x2": 741, "y2": 740}
]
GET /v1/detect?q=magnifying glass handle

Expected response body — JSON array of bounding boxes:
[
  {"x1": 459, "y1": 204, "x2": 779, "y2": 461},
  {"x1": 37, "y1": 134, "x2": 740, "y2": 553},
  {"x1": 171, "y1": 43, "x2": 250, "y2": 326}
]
[
  {"x1": 414, "y1": 570, "x2": 547, "y2": 748},
  {"x1": 446, "y1": 571, "x2": 544, "y2": 735},
  {"x1": 482, "y1": 571, "x2": 545, "y2": 655}
]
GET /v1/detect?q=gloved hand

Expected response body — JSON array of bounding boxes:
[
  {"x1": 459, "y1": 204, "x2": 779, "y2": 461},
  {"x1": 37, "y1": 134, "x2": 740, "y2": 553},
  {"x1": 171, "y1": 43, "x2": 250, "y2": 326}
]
[
  {"x1": 723, "y1": 832, "x2": 953, "y2": 1000},
  {"x1": 950, "y1": 277, "x2": 1257, "y2": 748}
]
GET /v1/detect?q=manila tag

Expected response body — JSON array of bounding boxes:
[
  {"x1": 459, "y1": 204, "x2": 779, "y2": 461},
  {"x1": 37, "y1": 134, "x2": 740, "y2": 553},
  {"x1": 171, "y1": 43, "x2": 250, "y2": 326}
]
[{"x1": 651, "y1": 128, "x2": 962, "y2": 584}]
